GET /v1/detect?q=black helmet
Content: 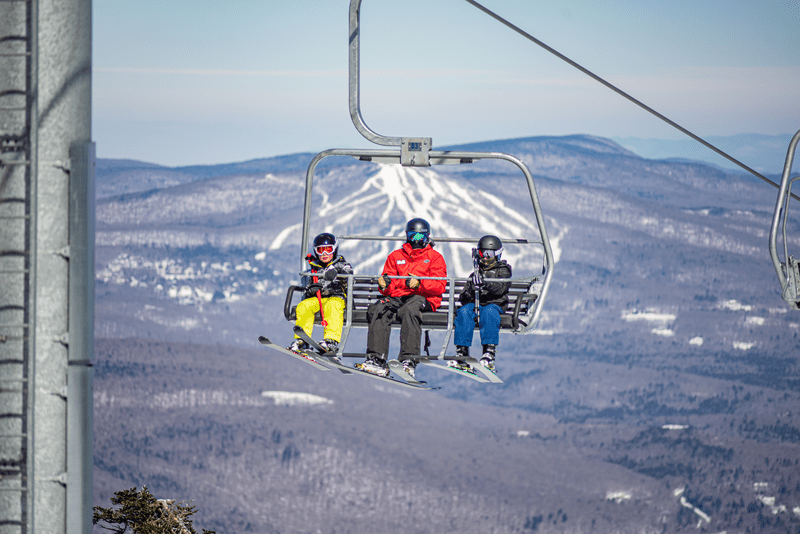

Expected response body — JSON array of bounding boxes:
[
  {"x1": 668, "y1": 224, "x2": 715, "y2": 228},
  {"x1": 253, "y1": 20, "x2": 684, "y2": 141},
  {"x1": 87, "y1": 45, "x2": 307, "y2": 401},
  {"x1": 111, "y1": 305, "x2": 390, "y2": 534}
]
[
  {"x1": 405, "y1": 218, "x2": 431, "y2": 249},
  {"x1": 312, "y1": 233, "x2": 338, "y2": 263},
  {"x1": 476, "y1": 234, "x2": 503, "y2": 266}
]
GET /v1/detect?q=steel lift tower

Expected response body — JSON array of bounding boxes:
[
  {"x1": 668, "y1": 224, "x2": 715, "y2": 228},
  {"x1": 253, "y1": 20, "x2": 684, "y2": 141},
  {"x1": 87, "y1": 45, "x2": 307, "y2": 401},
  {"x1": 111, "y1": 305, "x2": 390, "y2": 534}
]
[{"x1": 1, "y1": 0, "x2": 94, "y2": 532}]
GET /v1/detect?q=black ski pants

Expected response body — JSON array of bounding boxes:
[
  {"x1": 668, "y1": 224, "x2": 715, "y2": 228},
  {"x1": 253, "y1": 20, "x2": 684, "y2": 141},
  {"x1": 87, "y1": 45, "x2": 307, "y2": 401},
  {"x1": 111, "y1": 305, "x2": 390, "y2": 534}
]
[{"x1": 366, "y1": 295, "x2": 431, "y2": 361}]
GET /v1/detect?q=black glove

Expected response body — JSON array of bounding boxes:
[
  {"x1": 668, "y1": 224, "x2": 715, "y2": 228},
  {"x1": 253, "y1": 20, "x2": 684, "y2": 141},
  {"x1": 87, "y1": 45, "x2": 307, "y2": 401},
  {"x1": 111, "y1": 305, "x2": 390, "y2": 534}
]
[
  {"x1": 377, "y1": 274, "x2": 391, "y2": 289},
  {"x1": 323, "y1": 268, "x2": 337, "y2": 281},
  {"x1": 306, "y1": 283, "x2": 323, "y2": 296},
  {"x1": 406, "y1": 276, "x2": 420, "y2": 289}
]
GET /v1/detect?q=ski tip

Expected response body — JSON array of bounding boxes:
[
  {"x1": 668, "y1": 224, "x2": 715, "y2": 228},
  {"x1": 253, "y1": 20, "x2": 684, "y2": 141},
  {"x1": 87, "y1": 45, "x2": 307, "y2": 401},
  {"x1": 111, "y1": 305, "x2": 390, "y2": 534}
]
[{"x1": 258, "y1": 336, "x2": 269, "y2": 344}]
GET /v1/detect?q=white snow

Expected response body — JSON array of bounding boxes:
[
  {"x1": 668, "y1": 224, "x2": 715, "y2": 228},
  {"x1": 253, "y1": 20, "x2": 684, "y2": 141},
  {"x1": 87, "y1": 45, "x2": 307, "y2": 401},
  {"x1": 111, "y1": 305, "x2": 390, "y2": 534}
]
[
  {"x1": 689, "y1": 337, "x2": 704, "y2": 346},
  {"x1": 733, "y1": 341, "x2": 755, "y2": 350},
  {"x1": 622, "y1": 309, "x2": 676, "y2": 337},
  {"x1": 261, "y1": 391, "x2": 334, "y2": 406},
  {"x1": 606, "y1": 491, "x2": 631, "y2": 503},
  {"x1": 270, "y1": 223, "x2": 301, "y2": 250},
  {"x1": 651, "y1": 328, "x2": 674, "y2": 337},
  {"x1": 721, "y1": 300, "x2": 753, "y2": 311},
  {"x1": 312, "y1": 164, "x2": 551, "y2": 277},
  {"x1": 621, "y1": 310, "x2": 677, "y2": 324}
]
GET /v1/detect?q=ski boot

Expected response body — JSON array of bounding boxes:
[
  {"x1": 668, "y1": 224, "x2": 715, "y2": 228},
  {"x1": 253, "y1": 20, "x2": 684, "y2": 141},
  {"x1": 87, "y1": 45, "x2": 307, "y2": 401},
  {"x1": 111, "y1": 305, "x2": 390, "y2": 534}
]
[
  {"x1": 318, "y1": 339, "x2": 339, "y2": 354},
  {"x1": 355, "y1": 354, "x2": 390, "y2": 377},
  {"x1": 401, "y1": 359, "x2": 417, "y2": 379},
  {"x1": 317, "y1": 339, "x2": 341, "y2": 362},
  {"x1": 448, "y1": 346, "x2": 475, "y2": 374},
  {"x1": 481, "y1": 344, "x2": 497, "y2": 374},
  {"x1": 287, "y1": 338, "x2": 309, "y2": 354}
]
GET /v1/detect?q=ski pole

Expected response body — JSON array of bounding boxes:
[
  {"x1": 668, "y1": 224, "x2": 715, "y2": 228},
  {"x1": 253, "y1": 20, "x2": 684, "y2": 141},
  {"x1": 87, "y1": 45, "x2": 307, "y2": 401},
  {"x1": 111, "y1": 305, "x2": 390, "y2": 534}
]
[
  {"x1": 472, "y1": 248, "x2": 481, "y2": 326},
  {"x1": 307, "y1": 254, "x2": 328, "y2": 328},
  {"x1": 313, "y1": 272, "x2": 328, "y2": 327},
  {"x1": 316, "y1": 290, "x2": 327, "y2": 327}
]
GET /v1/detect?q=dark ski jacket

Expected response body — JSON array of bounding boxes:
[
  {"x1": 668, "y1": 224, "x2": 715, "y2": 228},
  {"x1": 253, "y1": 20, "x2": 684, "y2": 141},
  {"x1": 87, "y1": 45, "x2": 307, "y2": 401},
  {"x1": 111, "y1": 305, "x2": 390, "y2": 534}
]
[
  {"x1": 379, "y1": 242, "x2": 447, "y2": 311},
  {"x1": 459, "y1": 259, "x2": 512, "y2": 309},
  {"x1": 305, "y1": 255, "x2": 353, "y2": 300}
]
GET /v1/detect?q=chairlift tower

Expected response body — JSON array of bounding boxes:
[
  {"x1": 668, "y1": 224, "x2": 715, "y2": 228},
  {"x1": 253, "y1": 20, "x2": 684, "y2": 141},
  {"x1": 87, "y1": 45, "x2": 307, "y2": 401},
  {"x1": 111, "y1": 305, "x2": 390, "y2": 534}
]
[{"x1": 0, "y1": 0, "x2": 94, "y2": 532}]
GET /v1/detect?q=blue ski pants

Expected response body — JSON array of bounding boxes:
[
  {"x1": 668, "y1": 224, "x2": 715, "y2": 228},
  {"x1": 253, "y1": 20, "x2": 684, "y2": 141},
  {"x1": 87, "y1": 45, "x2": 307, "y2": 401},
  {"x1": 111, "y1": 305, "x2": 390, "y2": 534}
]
[{"x1": 454, "y1": 303, "x2": 502, "y2": 347}]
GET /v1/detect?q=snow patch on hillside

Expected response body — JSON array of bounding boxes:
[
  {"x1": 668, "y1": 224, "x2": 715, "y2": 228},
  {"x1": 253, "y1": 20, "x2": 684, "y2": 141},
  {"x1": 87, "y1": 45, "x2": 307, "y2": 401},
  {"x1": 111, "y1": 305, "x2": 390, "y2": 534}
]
[
  {"x1": 261, "y1": 391, "x2": 334, "y2": 406},
  {"x1": 312, "y1": 164, "x2": 552, "y2": 277}
]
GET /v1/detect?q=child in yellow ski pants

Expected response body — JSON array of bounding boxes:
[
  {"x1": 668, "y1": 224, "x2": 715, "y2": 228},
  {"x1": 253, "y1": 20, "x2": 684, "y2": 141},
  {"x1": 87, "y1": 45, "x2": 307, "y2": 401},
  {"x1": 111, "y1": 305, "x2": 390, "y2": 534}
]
[{"x1": 287, "y1": 232, "x2": 353, "y2": 354}]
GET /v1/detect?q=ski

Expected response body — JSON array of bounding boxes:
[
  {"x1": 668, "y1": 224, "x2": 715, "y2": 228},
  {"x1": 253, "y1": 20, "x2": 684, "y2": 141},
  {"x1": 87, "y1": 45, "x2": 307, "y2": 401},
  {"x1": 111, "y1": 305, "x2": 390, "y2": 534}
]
[
  {"x1": 258, "y1": 336, "x2": 331, "y2": 371},
  {"x1": 292, "y1": 327, "x2": 439, "y2": 390},
  {"x1": 417, "y1": 357, "x2": 503, "y2": 384},
  {"x1": 386, "y1": 359, "x2": 428, "y2": 385}
]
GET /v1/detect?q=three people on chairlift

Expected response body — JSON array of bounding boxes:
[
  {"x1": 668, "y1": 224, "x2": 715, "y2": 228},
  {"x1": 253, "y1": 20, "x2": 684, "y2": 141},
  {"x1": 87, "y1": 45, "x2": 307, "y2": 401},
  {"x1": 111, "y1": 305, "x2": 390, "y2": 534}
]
[{"x1": 288, "y1": 220, "x2": 512, "y2": 379}]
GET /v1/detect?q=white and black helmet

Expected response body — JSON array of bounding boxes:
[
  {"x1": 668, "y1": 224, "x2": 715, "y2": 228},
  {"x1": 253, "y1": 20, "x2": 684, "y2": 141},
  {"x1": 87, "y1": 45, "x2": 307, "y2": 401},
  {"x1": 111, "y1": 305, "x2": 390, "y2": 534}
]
[{"x1": 312, "y1": 233, "x2": 339, "y2": 263}]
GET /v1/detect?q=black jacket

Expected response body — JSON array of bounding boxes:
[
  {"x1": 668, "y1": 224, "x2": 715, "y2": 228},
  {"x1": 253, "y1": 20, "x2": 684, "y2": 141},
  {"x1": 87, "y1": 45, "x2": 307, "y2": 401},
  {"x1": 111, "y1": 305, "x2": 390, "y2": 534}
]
[
  {"x1": 459, "y1": 259, "x2": 512, "y2": 309},
  {"x1": 305, "y1": 255, "x2": 354, "y2": 300}
]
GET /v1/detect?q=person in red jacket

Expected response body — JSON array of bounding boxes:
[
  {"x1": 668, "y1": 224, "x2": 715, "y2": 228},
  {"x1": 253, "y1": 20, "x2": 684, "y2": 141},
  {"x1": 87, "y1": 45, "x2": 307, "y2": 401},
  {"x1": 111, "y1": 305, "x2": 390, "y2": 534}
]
[{"x1": 356, "y1": 218, "x2": 447, "y2": 378}]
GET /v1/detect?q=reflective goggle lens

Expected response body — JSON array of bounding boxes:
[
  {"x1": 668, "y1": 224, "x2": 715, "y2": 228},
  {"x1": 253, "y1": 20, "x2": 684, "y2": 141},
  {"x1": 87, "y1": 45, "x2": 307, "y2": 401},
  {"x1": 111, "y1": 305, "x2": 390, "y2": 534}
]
[
  {"x1": 479, "y1": 249, "x2": 498, "y2": 258},
  {"x1": 316, "y1": 245, "x2": 335, "y2": 255},
  {"x1": 407, "y1": 231, "x2": 427, "y2": 242}
]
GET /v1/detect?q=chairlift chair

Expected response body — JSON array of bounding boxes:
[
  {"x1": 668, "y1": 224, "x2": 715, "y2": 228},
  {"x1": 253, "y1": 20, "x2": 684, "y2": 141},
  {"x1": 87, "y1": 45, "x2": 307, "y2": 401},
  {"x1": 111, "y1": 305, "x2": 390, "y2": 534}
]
[
  {"x1": 286, "y1": 0, "x2": 555, "y2": 361},
  {"x1": 768, "y1": 129, "x2": 800, "y2": 310}
]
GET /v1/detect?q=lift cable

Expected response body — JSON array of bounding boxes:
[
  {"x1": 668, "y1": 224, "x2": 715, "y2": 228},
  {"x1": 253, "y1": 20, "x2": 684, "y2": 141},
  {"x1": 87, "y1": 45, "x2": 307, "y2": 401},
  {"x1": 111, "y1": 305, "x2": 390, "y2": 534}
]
[{"x1": 464, "y1": 0, "x2": 799, "y2": 202}]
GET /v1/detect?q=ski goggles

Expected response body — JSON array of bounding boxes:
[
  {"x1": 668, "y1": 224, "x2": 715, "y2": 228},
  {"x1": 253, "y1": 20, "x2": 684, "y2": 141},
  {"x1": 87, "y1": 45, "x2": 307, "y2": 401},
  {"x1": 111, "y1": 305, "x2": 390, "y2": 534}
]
[
  {"x1": 407, "y1": 231, "x2": 429, "y2": 243},
  {"x1": 478, "y1": 248, "x2": 502, "y2": 259},
  {"x1": 315, "y1": 245, "x2": 335, "y2": 255}
]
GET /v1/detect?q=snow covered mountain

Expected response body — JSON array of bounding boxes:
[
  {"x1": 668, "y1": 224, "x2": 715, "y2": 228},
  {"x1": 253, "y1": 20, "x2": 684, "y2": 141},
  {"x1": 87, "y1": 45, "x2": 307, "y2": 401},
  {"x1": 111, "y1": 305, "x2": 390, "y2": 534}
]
[{"x1": 92, "y1": 134, "x2": 800, "y2": 534}]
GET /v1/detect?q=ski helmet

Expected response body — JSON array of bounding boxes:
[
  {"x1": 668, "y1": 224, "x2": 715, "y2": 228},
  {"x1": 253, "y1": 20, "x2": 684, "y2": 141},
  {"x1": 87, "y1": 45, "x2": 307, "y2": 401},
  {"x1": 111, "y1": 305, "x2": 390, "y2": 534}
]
[
  {"x1": 476, "y1": 234, "x2": 503, "y2": 266},
  {"x1": 312, "y1": 233, "x2": 338, "y2": 263},
  {"x1": 405, "y1": 218, "x2": 431, "y2": 249}
]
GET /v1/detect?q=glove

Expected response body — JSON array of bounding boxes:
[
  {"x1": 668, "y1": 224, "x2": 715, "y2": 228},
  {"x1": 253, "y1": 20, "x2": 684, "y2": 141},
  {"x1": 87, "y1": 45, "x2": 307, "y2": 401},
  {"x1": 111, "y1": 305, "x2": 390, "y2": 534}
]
[
  {"x1": 406, "y1": 276, "x2": 420, "y2": 289},
  {"x1": 323, "y1": 268, "x2": 337, "y2": 281},
  {"x1": 306, "y1": 283, "x2": 323, "y2": 295},
  {"x1": 377, "y1": 274, "x2": 391, "y2": 289},
  {"x1": 469, "y1": 271, "x2": 483, "y2": 287}
]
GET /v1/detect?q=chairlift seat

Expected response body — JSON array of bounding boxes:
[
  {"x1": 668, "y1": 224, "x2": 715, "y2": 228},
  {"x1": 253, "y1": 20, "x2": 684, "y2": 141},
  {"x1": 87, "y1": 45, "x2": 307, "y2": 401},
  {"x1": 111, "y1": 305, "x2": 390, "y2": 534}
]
[{"x1": 284, "y1": 276, "x2": 539, "y2": 331}]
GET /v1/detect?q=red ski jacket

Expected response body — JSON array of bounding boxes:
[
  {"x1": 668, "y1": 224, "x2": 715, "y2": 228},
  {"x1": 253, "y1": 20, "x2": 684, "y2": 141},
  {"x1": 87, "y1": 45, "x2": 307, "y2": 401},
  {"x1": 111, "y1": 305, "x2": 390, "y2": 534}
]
[{"x1": 379, "y1": 242, "x2": 447, "y2": 311}]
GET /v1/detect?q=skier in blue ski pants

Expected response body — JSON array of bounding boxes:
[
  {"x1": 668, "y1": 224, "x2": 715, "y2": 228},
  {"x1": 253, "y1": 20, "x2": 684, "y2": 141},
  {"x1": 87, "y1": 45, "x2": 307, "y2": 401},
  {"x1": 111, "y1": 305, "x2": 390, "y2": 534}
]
[{"x1": 451, "y1": 234, "x2": 512, "y2": 373}]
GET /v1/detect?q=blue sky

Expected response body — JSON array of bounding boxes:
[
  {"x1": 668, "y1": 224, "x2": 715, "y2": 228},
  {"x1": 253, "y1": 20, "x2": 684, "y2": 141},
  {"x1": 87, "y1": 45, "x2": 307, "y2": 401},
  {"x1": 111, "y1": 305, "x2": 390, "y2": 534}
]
[{"x1": 93, "y1": 0, "x2": 800, "y2": 167}]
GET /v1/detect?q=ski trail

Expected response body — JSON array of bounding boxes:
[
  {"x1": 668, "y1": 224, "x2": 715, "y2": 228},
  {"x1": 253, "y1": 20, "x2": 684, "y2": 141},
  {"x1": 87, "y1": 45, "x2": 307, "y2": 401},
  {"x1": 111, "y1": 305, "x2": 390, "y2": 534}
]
[{"x1": 302, "y1": 164, "x2": 554, "y2": 277}]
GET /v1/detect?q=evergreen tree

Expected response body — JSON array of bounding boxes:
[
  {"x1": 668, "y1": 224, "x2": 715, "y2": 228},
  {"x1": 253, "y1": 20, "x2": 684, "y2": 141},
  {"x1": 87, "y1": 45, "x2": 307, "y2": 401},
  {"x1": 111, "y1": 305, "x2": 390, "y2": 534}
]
[{"x1": 92, "y1": 486, "x2": 215, "y2": 534}]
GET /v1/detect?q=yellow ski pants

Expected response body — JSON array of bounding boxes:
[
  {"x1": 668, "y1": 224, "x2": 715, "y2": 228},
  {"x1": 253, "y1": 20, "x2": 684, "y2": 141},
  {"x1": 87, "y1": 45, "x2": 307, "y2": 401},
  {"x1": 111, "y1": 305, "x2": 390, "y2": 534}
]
[{"x1": 294, "y1": 296, "x2": 345, "y2": 342}]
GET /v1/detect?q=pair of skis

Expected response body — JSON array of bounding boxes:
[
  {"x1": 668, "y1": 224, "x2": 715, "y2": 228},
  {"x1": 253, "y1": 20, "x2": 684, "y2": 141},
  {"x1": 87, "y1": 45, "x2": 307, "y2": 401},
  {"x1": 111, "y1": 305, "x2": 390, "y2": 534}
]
[
  {"x1": 258, "y1": 327, "x2": 440, "y2": 390},
  {"x1": 259, "y1": 327, "x2": 502, "y2": 389}
]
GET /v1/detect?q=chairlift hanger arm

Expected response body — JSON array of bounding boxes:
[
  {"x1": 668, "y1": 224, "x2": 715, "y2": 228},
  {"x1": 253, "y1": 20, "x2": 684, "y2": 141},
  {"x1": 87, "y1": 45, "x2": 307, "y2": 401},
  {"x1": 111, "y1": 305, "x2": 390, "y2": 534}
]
[
  {"x1": 768, "y1": 129, "x2": 800, "y2": 304},
  {"x1": 462, "y1": 0, "x2": 798, "y2": 201}
]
